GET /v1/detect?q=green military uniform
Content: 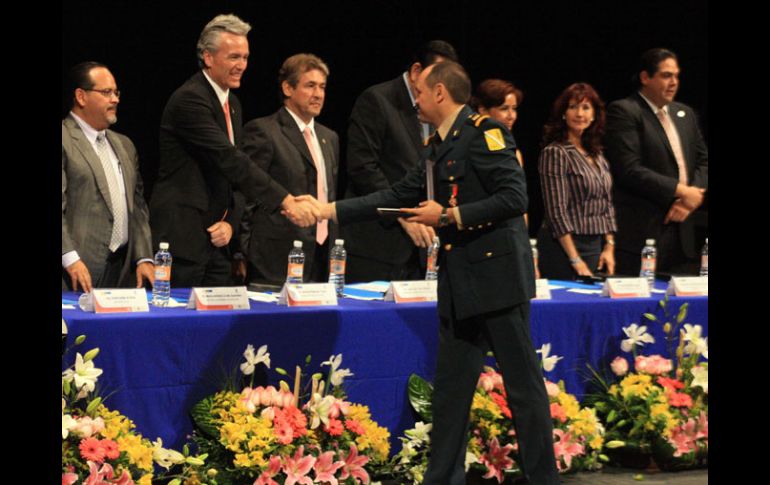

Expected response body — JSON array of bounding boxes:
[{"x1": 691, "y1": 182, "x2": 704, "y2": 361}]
[{"x1": 336, "y1": 105, "x2": 560, "y2": 484}]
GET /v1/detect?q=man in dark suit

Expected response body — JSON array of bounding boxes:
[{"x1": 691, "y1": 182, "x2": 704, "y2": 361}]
[
  {"x1": 62, "y1": 62, "x2": 154, "y2": 292},
  {"x1": 150, "y1": 14, "x2": 318, "y2": 288},
  {"x1": 237, "y1": 54, "x2": 339, "y2": 285},
  {"x1": 605, "y1": 48, "x2": 708, "y2": 276},
  {"x1": 303, "y1": 61, "x2": 560, "y2": 485},
  {"x1": 341, "y1": 40, "x2": 458, "y2": 283}
]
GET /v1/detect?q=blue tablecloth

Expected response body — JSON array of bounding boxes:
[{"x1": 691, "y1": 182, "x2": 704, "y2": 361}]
[{"x1": 62, "y1": 281, "x2": 707, "y2": 452}]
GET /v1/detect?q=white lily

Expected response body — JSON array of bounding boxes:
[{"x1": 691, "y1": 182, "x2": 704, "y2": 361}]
[
  {"x1": 464, "y1": 450, "x2": 479, "y2": 471},
  {"x1": 62, "y1": 413, "x2": 77, "y2": 439},
  {"x1": 306, "y1": 393, "x2": 336, "y2": 429},
  {"x1": 153, "y1": 438, "x2": 186, "y2": 470},
  {"x1": 321, "y1": 354, "x2": 343, "y2": 372},
  {"x1": 682, "y1": 325, "x2": 708, "y2": 359},
  {"x1": 691, "y1": 365, "x2": 708, "y2": 394},
  {"x1": 536, "y1": 343, "x2": 563, "y2": 372},
  {"x1": 240, "y1": 344, "x2": 271, "y2": 376},
  {"x1": 62, "y1": 352, "x2": 103, "y2": 395},
  {"x1": 620, "y1": 324, "x2": 656, "y2": 352},
  {"x1": 405, "y1": 421, "x2": 432, "y2": 443},
  {"x1": 321, "y1": 353, "x2": 353, "y2": 386},
  {"x1": 330, "y1": 367, "x2": 354, "y2": 387}
]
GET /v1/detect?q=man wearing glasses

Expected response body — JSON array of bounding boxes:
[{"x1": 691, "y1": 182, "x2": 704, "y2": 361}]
[{"x1": 62, "y1": 62, "x2": 155, "y2": 292}]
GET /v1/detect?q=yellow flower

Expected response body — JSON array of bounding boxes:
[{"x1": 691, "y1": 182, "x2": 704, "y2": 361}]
[
  {"x1": 589, "y1": 435, "x2": 604, "y2": 449},
  {"x1": 117, "y1": 434, "x2": 153, "y2": 471},
  {"x1": 348, "y1": 404, "x2": 372, "y2": 422},
  {"x1": 472, "y1": 394, "x2": 501, "y2": 419},
  {"x1": 220, "y1": 422, "x2": 248, "y2": 451},
  {"x1": 249, "y1": 450, "x2": 267, "y2": 468},
  {"x1": 354, "y1": 417, "x2": 391, "y2": 462},
  {"x1": 137, "y1": 474, "x2": 152, "y2": 485},
  {"x1": 233, "y1": 453, "x2": 253, "y2": 468},
  {"x1": 620, "y1": 374, "x2": 653, "y2": 399},
  {"x1": 557, "y1": 393, "x2": 580, "y2": 419}
]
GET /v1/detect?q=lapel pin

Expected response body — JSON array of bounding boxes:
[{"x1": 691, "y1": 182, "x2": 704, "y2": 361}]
[
  {"x1": 677, "y1": 110, "x2": 686, "y2": 118},
  {"x1": 322, "y1": 138, "x2": 326, "y2": 144}
]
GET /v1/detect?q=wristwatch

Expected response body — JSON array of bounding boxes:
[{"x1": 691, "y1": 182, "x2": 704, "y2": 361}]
[
  {"x1": 569, "y1": 256, "x2": 582, "y2": 265},
  {"x1": 438, "y1": 207, "x2": 450, "y2": 227}
]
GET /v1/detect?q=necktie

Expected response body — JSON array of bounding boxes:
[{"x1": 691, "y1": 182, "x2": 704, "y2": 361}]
[
  {"x1": 656, "y1": 109, "x2": 688, "y2": 185},
  {"x1": 95, "y1": 133, "x2": 127, "y2": 252},
  {"x1": 425, "y1": 134, "x2": 440, "y2": 201},
  {"x1": 303, "y1": 127, "x2": 328, "y2": 245},
  {"x1": 223, "y1": 99, "x2": 234, "y2": 145}
]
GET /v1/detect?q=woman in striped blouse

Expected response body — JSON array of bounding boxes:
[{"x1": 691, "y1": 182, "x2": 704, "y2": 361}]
[{"x1": 536, "y1": 83, "x2": 617, "y2": 280}]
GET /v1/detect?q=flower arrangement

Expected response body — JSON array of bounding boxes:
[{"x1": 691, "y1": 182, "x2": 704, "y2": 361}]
[
  {"x1": 586, "y1": 299, "x2": 708, "y2": 470},
  {"x1": 62, "y1": 335, "x2": 206, "y2": 485},
  {"x1": 189, "y1": 345, "x2": 391, "y2": 485},
  {"x1": 391, "y1": 345, "x2": 605, "y2": 484}
]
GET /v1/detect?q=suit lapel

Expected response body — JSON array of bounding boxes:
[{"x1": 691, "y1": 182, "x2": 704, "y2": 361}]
[
  {"x1": 65, "y1": 116, "x2": 116, "y2": 216},
  {"x1": 279, "y1": 107, "x2": 316, "y2": 171},
  {"x1": 669, "y1": 103, "x2": 692, "y2": 170},
  {"x1": 195, "y1": 71, "x2": 230, "y2": 140},
  {"x1": 394, "y1": 77, "x2": 423, "y2": 148},
  {"x1": 634, "y1": 94, "x2": 679, "y2": 171},
  {"x1": 316, "y1": 126, "x2": 336, "y2": 200},
  {"x1": 106, "y1": 130, "x2": 134, "y2": 212},
  {"x1": 434, "y1": 106, "x2": 472, "y2": 161}
]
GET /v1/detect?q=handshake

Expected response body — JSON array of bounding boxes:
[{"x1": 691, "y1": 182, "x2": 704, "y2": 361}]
[{"x1": 280, "y1": 194, "x2": 333, "y2": 227}]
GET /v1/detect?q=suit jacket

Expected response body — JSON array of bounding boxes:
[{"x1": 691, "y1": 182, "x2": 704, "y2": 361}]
[
  {"x1": 337, "y1": 105, "x2": 534, "y2": 320},
  {"x1": 341, "y1": 75, "x2": 425, "y2": 267},
  {"x1": 61, "y1": 115, "x2": 152, "y2": 287},
  {"x1": 605, "y1": 93, "x2": 708, "y2": 258},
  {"x1": 150, "y1": 71, "x2": 287, "y2": 264},
  {"x1": 239, "y1": 107, "x2": 340, "y2": 285}
]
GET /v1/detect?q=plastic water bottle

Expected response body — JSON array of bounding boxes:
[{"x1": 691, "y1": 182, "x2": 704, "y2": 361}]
[
  {"x1": 152, "y1": 242, "x2": 172, "y2": 307},
  {"x1": 425, "y1": 236, "x2": 440, "y2": 280},
  {"x1": 329, "y1": 239, "x2": 347, "y2": 297},
  {"x1": 699, "y1": 238, "x2": 708, "y2": 277},
  {"x1": 530, "y1": 239, "x2": 539, "y2": 276},
  {"x1": 287, "y1": 240, "x2": 305, "y2": 284},
  {"x1": 639, "y1": 238, "x2": 657, "y2": 290}
]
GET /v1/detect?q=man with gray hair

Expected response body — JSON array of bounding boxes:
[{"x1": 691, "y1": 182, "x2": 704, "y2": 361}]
[
  {"x1": 150, "y1": 14, "x2": 319, "y2": 287},
  {"x1": 236, "y1": 53, "x2": 340, "y2": 286}
]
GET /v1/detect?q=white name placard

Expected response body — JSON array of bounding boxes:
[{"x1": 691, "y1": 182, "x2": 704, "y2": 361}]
[
  {"x1": 278, "y1": 283, "x2": 338, "y2": 307},
  {"x1": 384, "y1": 280, "x2": 438, "y2": 303},
  {"x1": 533, "y1": 279, "x2": 552, "y2": 300},
  {"x1": 666, "y1": 276, "x2": 708, "y2": 297},
  {"x1": 600, "y1": 278, "x2": 651, "y2": 299},
  {"x1": 186, "y1": 287, "x2": 250, "y2": 311},
  {"x1": 92, "y1": 288, "x2": 149, "y2": 313}
]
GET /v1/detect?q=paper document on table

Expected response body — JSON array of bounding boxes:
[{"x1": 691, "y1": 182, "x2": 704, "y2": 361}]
[
  {"x1": 166, "y1": 298, "x2": 188, "y2": 308},
  {"x1": 62, "y1": 304, "x2": 76, "y2": 310},
  {"x1": 343, "y1": 281, "x2": 391, "y2": 300},
  {"x1": 567, "y1": 289, "x2": 603, "y2": 295},
  {"x1": 248, "y1": 291, "x2": 279, "y2": 303},
  {"x1": 346, "y1": 281, "x2": 391, "y2": 293}
]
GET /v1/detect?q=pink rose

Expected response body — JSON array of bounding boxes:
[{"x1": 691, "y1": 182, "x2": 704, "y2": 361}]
[
  {"x1": 635, "y1": 355, "x2": 673, "y2": 375},
  {"x1": 611, "y1": 357, "x2": 629, "y2": 376},
  {"x1": 544, "y1": 380, "x2": 561, "y2": 398},
  {"x1": 70, "y1": 416, "x2": 106, "y2": 439}
]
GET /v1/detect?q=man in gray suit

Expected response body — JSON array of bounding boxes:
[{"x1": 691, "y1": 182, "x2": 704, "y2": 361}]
[
  {"x1": 236, "y1": 54, "x2": 339, "y2": 285},
  {"x1": 62, "y1": 62, "x2": 154, "y2": 292}
]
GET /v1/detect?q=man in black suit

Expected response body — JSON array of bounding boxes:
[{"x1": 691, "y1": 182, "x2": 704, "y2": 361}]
[
  {"x1": 236, "y1": 54, "x2": 339, "y2": 285},
  {"x1": 605, "y1": 48, "x2": 708, "y2": 276},
  {"x1": 150, "y1": 14, "x2": 318, "y2": 287},
  {"x1": 303, "y1": 61, "x2": 560, "y2": 485},
  {"x1": 341, "y1": 40, "x2": 458, "y2": 283}
]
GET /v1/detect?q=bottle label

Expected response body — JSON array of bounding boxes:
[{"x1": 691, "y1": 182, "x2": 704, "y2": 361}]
[
  {"x1": 641, "y1": 258, "x2": 656, "y2": 272},
  {"x1": 330, "y1": 260, "x2": 346, "y2": 275},
  {"x1": 154, "y1": 266, "x2": 171, "y2": 281},
  {"x1": 288, "y1": 263, "x2": 304, "y2": 278},
  {"x1": 427, "y1": 257, "x2": 437, "y2": 273},
  {"x1": 701, "y1": 255, "x2": 708, "y2": 270}
]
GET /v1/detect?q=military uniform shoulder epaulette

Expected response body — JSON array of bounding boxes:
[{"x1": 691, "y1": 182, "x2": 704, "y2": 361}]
[{"x1": 466, "y1": 114, "x2": 490, "y2": 128}]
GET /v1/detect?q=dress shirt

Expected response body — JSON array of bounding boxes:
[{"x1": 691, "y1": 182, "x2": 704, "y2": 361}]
[
  {"x1": 403, "y1": 72, "x2": 431, "y2": 141},
  {"x1": 539, "y1": 142, "x2": 617, "y2": 238},
  {"x1": 638, "y1": 91, "x2": 686, "y2": 180},
  {"x1": 63, "y1": 112, "x2": 129, "y2": 268},
  {"x1": 202, "y1": 70, "x2": 233, "y2": 144},
  {"x1": 285, "y1": 107, "x2": 328, "y2": 197}
]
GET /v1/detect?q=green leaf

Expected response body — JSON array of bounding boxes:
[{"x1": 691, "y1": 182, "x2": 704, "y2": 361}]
[
  {"x1": 642, "y1": 313, "x2": 657, "y2": 322},
  {"x1": 407, "y1": 374, "x2": 434, "y2": 422},
  {"x1": 75, "y1": 335, "x2": 86, "y2": 345},
  {"x1": 183, "y1": 444, "x2": 190, "y2": 456},
  {"x1": 168, "y1": 480, "x2": 182, "y2": 485},
  {"x1": 86, "y1": 397, "x2": 102, "y2": 414},
  {"x1": 615, "y1": 419, "x2": 628, "y2": 428},
  {"x1": 599, "y1": 454, "x2": 609, "y2": 462},
  {"x1": 606, "y1": 410, "x2": 617, "y2": 423},
  {"x1": 312, "y1": 373, "x2": 323, "y2": 381},
  {"x1": 305, "y1": 354, "x2": 312, "y2": 364},
  {"x1": 677, "y1": 303, "x2": 689, "y2": 324},
  {"x1": 276, "y1": 367, "x2": 288, "y2": 376},
  {"x1": 83, "y1": 347, "x2": 100, "y2": 362},
  {"x1": 190, "y1": 396, "x2": 220, "y2": 439},
  {"x1": 63, "y1": 379, "x2": 71, "y2": 396}
]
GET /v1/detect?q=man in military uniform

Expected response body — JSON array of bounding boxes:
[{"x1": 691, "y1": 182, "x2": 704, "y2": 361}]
[{"x1": 301, "y1": 61, "x2": 559, "y2": 485}]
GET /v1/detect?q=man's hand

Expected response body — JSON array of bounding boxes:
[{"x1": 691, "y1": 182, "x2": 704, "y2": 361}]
[
  {"x1": 281, "y1": 194, "x2": 319, "y2": 227},
  {"x1": 207, "y1": 221, "x2": 233, "y2": 247},
  {"x1": 676, "y1": 184, "x2": 706, "y2": 210},
  {"x1": 233, "y1": 258, "x2": 247, "y2": 283},
  {"x1": 398, "y1": 218, "x2": 436, "y2": 248},
  {"x1": 597, "y1": 248, "x2": 616, "y2": 276},
  {"x1": 66, "y1": 260, "x2": 93, "y2": 293},
  {"x1": 664, "y1": 200, "x2": 693, "y2": 224},
  {"x1": 136, "y1": 262, "x2": 155, "y2": 288},
  {"x1": 294, "y1": 195, "x2": 335, "y2": 221},
  {"x1": 401, "y1": 200, "x2": 444, "y2": 227}
]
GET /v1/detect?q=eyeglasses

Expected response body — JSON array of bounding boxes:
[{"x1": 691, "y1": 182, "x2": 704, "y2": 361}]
[{"x1": 84, "y1": 88, "x2": 121, "y2": 99}]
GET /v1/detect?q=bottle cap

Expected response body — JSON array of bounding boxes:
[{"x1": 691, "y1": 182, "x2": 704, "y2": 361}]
[
  {"x1": 433, "y1": 236, "x2": 440, "y2": 243},
  {"x1": 293, "y1": 240, "x2": 303, "y2": 248},
  {"x1": 529, "y1": 239, "x2": 537, "y2": 246},
  {"x1": 159, "y1": 242, "x2": 169, "y2": 250},
  {"x1": 645, "y1": 239, "x2": 655, "y2": 245},
  {"x1": 335, "y1": 239, "x2": 344, "y2": 245},
  {"x1": 705, "y1": 238, "x2": 708, "y2": 244}
]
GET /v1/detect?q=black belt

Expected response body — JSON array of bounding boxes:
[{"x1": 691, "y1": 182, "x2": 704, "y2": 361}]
[{"x1": 107, "y1": 244, "x2": 128, "y2": 262}]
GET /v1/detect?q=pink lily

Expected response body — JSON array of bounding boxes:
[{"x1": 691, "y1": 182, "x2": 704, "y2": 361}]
[
  {"x1": 480, "y1": 437, "x2": 515, "y2": 483},
  {"x1": 62, "y1": 472, "x2": 79, "y2": 485},
  {"x1": 282, "y1": 446, "x2": 316, "y2": 485},
  {"x1": 338, "y1": 444, "x2": 370, "y2": 484},
  {"x1": 552, "y1": 429, "x2": 584, "y2": 471},
  {"x1": 254, "y1": 455, "x2": 283, "y2": 485},
  {"x1": 313, "y1": 451, "x2": 345, "y2": 485},
  {"x1": 696, "y1": 411, "x2": 708, "y2": 441}
]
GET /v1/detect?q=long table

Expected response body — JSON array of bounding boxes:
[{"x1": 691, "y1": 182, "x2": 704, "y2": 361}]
[{"x1": 62, "y1": 281, "x2": 707, "y2": 452}]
